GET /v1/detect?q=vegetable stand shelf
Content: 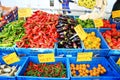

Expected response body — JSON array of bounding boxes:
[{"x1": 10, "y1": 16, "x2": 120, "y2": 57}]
[
  {"x1": 83, "y1": 28, "x2": 110, "y2": 57},
  {"x1": 56, "y1": 15, "x2": 83, "y2": 57},
  {"x1": 17, "y1": 57, "x2": 70, "y2": 80},
  {"x1": 0, "y1": 55, "x2": 28, "y2": 80},
  {"x1": 69, "y1": 57, "x2": 120, "y2": 80},
  {"x1": 99, "y1": 28, "x2": 120, "y2": 56}
]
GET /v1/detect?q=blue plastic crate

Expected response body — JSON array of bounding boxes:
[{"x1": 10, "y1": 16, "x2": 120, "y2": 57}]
[
  {"x1": 110, "y1": 18, "x2": 120, "y2": 30},
  {"x1": 0, "y1": 55, "x2": 28, "y2": 80},
  {"x1": 17, "y1": 57, "x2": 70, "y2": 80},
  {"x1": 15, "y1": 48, "x2": 55, "y2": 57},
  {"x1": 83, "y1": 28, "x2": 110, "y2": 57},
  {"x1": 108, "y1": 56, "x2": 120, "y2": 74},
  {"x1": 69, "y1": 57, "x2": 120, "y2": 80},
  {"x1": 0, "y1": 47, "x2": 15, "y2": 55},
  {"x1": 99, "y1": 28, "x2": 120, "y2": 56},
  {"x1": 56, "y1": 42, "x2": 83, "y2": 57},
  {"x1": 15, "y1": 43, "x2": 56, "y2": 56}
]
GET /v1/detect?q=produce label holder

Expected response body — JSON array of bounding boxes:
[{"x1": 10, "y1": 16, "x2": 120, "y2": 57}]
[
  {"x1": 38, "y1": 53, "x2": 55, "y2": 63},
  {"x1": 77, "y1": 52, "x2": 93, "y2": 61},
  {"x1": 74, "y1": 25, "x2": 87, "y2": 41},
  {"x1": 2, "y1": 52, "x2": 20, "y2": 65},
  {"x1": 93, "y1": 19, "x2": 103, "y2": 28},
  {"x1": 116, "y1": 58, "x2": 120, "y2": 65},
  {"x1": 18, "y1": 8, "x2": 32, "y2": 18}
]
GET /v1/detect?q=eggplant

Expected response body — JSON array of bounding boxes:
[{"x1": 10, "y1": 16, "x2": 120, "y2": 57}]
[
  {"x1": 71, "y1": 36, "x2": 80, "y2": 42},
  {"x1": 57, "y1": 26, "x2": 68, "y2": 33},
  {"x1": 57, "y1": 15, "x2": 81, "y2": 48},
  {"x1": 56, "y1": 23, "x2": 68, "y2": 28},
  {"x1": 59, "y1": 31, "x2": 67, "y2": 36},
  {"x1": 64, "y1": 44, "x2": 69, "y2": 48},
  {"x1": 68, "y1": 41, "x2": 72, "y2": 46},
  {"x1": 59, "y1": 35, "x2": 65, "y2": 39}
]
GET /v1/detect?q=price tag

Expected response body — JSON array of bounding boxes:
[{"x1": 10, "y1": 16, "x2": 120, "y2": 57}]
[
  {"x1": 77, "y1": 52, "x2": 93, "y2": 62},
  {"x1": 116, "y1": 58, "x2": 120, "y2": 65},
  {"x1": 18, "y1": 8, "x2": 32, "y2": 18},
  {"x1": 2, "y1": 52, "x2": 20, "y2": 65},
  {"x1": 112, "y1": 10, "x2": 120, "y2": 18},
  {"x1": 74, "y1": 25, "x2": 87, "y2": 41},
  {"x1": 38, "y1": 53, "x2": 55, "y2": 63},
  {"x1": 94, "y1": 19, "x2": 103, "y2": 27}
]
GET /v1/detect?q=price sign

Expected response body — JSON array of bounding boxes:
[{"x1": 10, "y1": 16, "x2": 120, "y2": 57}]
[
  {"x1": 112, "y1": 10, "x2": 120, "y2": 18},
  {"x1": 2, "y1": 52, "x2": 20, "y2": 65},
  {"x1": 117, "y1": 58, "x2": 120, "y2": 65},
  {"x1": 74, "y1": 25, "x2": 87, "y2": 41},
  {"x1": 77, "y1": 52, "x2": 93, "y2": 62},
  {"x1": 18, "y1": 8, "x2": 32, "y2": 18},
  {"x1": 94, "y1": 19, "x2": 103, "y2": 27},
  {"x1": 38, "y1": 53, "x2": 55, "y2": 63}
]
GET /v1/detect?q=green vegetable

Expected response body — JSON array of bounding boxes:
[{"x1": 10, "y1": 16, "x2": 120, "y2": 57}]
[
  {"x1": 24, "y1": 62, "x2": 66, "y2": 78},
  {"x1": 76, "y1": 18, "x2": 95, "y2": 28},
  {"x1": 0, "y1": 20, "x2": 25, "y2": 47}
]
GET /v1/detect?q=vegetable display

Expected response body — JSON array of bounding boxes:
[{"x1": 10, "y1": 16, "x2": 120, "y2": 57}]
[
  {"x1": 102, "y1": 28, "x2": 120, "y2": 49},
  {"x1": 70, "y1": 64, "x2": 106, "y2": 77},
  {"x1": 101, "y1": 19, "x2": 116, "y2": 28},
  {"x1": 0, "y1": 64, "x2": 18, "y2": 76},
  {"x1": 57, "y1": 15, "x2": 81, "y2": 48},
  {"x1": 0, "y1": 20, "x2": 25, "y2": 47},
  {"x1": 83, "y1": 32, "x2": 101, "y2": 49},
  {"x1": 24, "y1": 62, "x2": 66, "y2": 78},
  {"x1": 16, "y1": 10, "x2": 59, "y2": 48},
  {"x1": 76, "y1": 18, "x2": 95, "y2": 28}
]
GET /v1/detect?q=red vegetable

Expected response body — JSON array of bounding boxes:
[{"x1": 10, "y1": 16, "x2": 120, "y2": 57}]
[
  {"x1": 101, "y1": 19, "x2": 116, "y2": 28},
  {"x1": 102, "y1": 28, "x2": 120, "y2": 49},
  {"x1": 16, "y1": 10, "x2": 59, "y2": 48}
]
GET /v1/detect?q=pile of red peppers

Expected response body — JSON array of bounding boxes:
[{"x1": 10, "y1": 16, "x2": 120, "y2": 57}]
[
  {"x1": 24, "y1": 62, "x2": 66, "y2": 78},
  {"x1": 16, "y1": 10, "x2": 59, "y2": 48}
]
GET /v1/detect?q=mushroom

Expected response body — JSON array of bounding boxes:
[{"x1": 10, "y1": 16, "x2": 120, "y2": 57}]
[
  {"x1": 3, "y1": 68, "x2": 11, "y2": 73},
  {"x1": 0, "y1": 64, "x2": 6, "y2": 69},
  {"x1": 0, "y1": 69, "x2": 3, "y2": 74},
  {"x1": 9, "y1": 66, "x2": 17, "y2": 76}
]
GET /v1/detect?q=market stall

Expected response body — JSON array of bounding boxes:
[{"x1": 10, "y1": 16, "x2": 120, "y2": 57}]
[{"x1": 0, "y1": 0, "x2": 120, "y2": 80}]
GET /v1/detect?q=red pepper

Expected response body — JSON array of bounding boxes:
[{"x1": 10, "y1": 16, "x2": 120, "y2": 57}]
[{"x1": 17, "y1": 10, "x2": 59, "y2": 48}]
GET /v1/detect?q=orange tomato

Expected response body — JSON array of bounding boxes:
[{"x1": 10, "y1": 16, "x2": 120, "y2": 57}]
[{"x1": 70, "y1": 64, "x2": 75, "y2": 68}]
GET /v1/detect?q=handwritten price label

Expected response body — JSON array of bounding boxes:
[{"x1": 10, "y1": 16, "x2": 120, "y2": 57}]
[
  {"x1": 18, "y1": 8, "x2": 32, "y2": 18},
  {"x1": 2, "y1": 52, "x2": 20, "y2": 65},
  {"x1": 77, "y1": 52, "x2": 93, "y2": 62},
  {"x1": 112, "y1": 10, "x2": 120, "y2": 18},
  {"x1": 117, "y1": 58, "x2": 120, "y2": 65},
  {"x1": 74, "y1": 25, "x2": 87, "y2": 41},
  {"x1": 94, "y1": 19, "x2": 103, "y2": 27},
  {"x1": 38, "y1": 53, "x2": 55, "y2": 63}
]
